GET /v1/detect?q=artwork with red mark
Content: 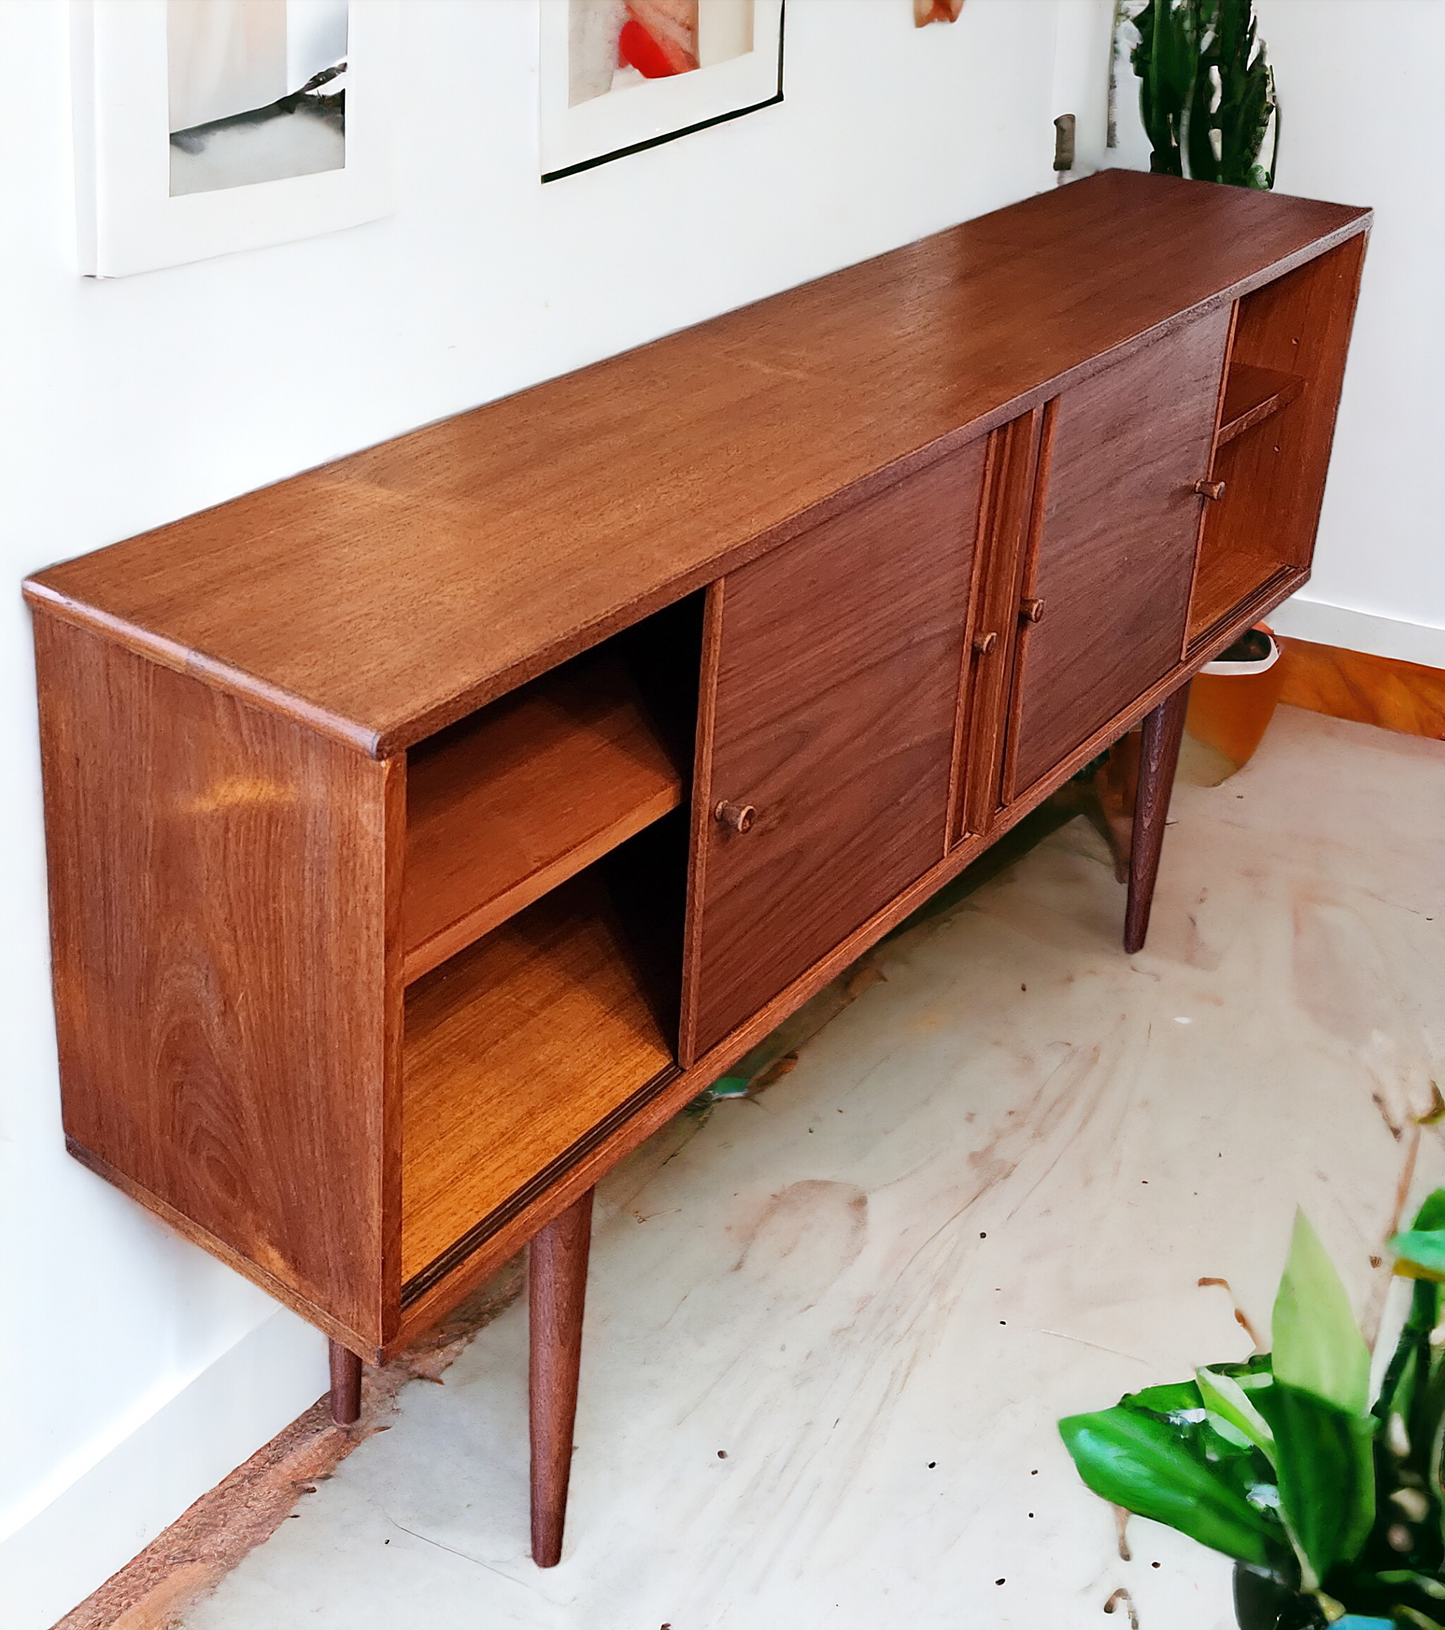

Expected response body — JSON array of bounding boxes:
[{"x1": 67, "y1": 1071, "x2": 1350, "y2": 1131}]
[
  {"x1": 914, "y1": 0, "x2": 965, "y2": 24},
  {"x1": 569, "y1": 0, "x2": 754, "y2": 107},
  {"x1": 620, "y1": 3, "x2": 698, "y2": 78},
  {"x1": 544, "y1": 0, "x2": 781, "y2": 181}
]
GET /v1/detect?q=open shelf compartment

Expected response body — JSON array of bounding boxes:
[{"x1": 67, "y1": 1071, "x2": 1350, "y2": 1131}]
[
  {"x1": 400, "y1": 868, "x2": 675, "y2": 1289},
  {"x1": 402, "y1": 650, "x2": 683, "y2": 984},
  {"x1": 1186, "y1": 234, "x2": 1366, "y2": 649},
  {"x1": 398, "y1": 595, "x2": 702, "y2": 1296}
]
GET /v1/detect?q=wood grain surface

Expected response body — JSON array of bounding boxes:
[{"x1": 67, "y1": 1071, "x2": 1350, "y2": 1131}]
[
  {"x1": 1216, "y1": 361, "x2": 1303, "y2": 447},
  {"x1": 529, "y1": 1188, "x2": 593, "y2": 1569},
  {"x1": 403, "y1": 654, "x2": 682, "y2": 983},
  {"x1": 1278, "y1": 639, "x2": 1445, "y2": 739},
  {"x1": 25, "y1": 174, "x2": 1369, "y2": 756},
  {"x1": 1124, "y1": 682, "x2": 1192, "y2": 954},
  {"x1": 1187, "y1": 234, "x2": 1367, "y2": 646},
  {"x1": 27, "y1": 176, "x2": 1372, "y2": 1394},
  {"x1": 1005, "y1": 307, "x2": 1231, "y2": 799},
  {"x1": 952, "y1": 408, "x2": 1045, "y2": 843},
  {"x1": 401, "y1": 872, "x2": 672, "y2": 1285},
  {"x1": 680, "y1": 445, "x2": 985, "y2": 1060},
  {"x1": 383, "y1": 541, "x2": 1307, "y2": 1360},
  {"x1": 33, "y1": 610, "x2": 395, "y2": 1346},
  {"x1": 329, "y1": 1341, "x2": 363, "y2": 1427}
]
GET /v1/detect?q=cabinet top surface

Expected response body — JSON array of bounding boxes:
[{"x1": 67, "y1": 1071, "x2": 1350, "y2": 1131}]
[{"x1": 28, "y1": 171, "x2": 1368, "y2": 755}]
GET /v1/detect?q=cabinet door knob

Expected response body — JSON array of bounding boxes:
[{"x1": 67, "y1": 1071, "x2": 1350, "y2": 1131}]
[
  {"x1": 1020, "y1": 597, "x2": 1046, "y2": 624},
  {"x1": 973, "y1": 630, "x2": 998, "y2": 656},
  {"x1": 1193, "y1": 478, "x2": 1226, "y2": 500},
  {"x1": 714, "y1": 800, "x2": 756, "y2": 834}
]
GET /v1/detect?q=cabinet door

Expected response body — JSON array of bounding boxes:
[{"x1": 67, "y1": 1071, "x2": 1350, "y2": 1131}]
[
  {"x1": 681, "y1": 445, "x2": 986, "y2": 1061},
  {"x1": 1003, "y1": 310, "x2": 1231, "y2": 801}
]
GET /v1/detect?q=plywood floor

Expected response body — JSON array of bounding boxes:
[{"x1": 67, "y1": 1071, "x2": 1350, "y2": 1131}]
[{"x1": 182, "y1": 707, "x2": 1445, "y2": 1630}]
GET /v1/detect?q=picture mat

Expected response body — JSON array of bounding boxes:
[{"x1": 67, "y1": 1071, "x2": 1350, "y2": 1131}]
[
  {"x1": 71, "y1": 0, "x2": 393, "y2": 277},
  {"x1": 540, "y1": 0, "x2": 783, "y2": 181}
]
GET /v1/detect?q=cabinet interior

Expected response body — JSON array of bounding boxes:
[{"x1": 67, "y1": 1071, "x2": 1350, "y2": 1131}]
[
  {"x1": 1186, "y1": 234, "x2": 1366, "y2": 649},
  {"x1": 399, "y1": 596, "x2": 703, "y2": 1293}
]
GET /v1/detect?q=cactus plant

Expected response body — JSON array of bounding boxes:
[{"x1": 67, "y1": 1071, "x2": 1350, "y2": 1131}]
[{"x1": 1128, "y1": 0, "x2": 1278, "y2": 189}]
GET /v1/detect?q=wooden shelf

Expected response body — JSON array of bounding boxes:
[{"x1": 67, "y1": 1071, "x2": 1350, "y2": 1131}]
[
  {"x1": 401, "y1": 873, "x2": 673, "y2": 1285},
  {"x1": 1215, "y1": 362, "x2": 1303, "y2": 448},
  {"x1": 403, "y1": 654, "x2": 683, "y2": 984}
]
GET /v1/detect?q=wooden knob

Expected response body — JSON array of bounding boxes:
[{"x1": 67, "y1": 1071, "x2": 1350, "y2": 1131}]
[
  {"x1": 1193, "y1": 478, "x2": 1226, "y2": 500},
  {"x1": 973, "y1": 630, "x2": 998, "y2": 656},
  {"x1": 714, "y1": 800, "x2": 756, "y2": 834},
  {"x1": 1020, "y1": 597, "x2": 1046, "y2": 624}
]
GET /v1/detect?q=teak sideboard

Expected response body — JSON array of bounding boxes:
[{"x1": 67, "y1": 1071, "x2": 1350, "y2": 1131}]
[{"x1": 25, "y1": 172, "x2": 1368, "y2": 1566}]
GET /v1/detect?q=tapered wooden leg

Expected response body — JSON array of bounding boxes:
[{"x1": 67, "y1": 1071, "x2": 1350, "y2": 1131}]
[
  {"x1": 1124, "y1": 681, "x2": 1191, "y2": 954},
  {"x1": 329, "y1": 1340, "x2": 362, "y2": 1426},
  {"x1": 530, "y1": 1188, "x2": 594, "y2": 1568}
]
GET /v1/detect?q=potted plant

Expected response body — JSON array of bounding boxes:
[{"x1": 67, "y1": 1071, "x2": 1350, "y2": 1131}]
[
  {"x1": 1060, "y1": 1194, "x2": 1445, "y2": 1628},
  {"x1": 1123, "y1": 0, "x2": 1279, "y2": 189},
  {"x1": 1186, "y1": 623, "x2": 1289, "y2": 781}
]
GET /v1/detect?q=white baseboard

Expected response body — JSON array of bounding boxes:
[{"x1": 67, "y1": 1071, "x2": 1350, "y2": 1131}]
[
  {"x1": 1268, "y1": 595, "x2": 1445, "y2": 670},
  {"x1": 0, "y1": 1310, "x2": 327, "y2": 1630}
]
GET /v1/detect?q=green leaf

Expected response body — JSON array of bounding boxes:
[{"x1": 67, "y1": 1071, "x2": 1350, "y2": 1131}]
[
  {"x1": 1373, "y1": 1279, "x2": 1437, "y2": 1427},
  {"x1": 1059, "y1": 1404, "x2": 1276, "y2": 1565},
  {"x1": 1121, "y1": 1374, "x2": 1268, "y2": 1468},
  {"x1": 1378, "y1": 1572, "x2": 1445, "y2": 1601},
  {"x1": 1273, "y1": 1210, "x2": 1371, "y2": 1415},
  {"x1": 1200, "y1": 1364, "x2": 1277, "y2": 1460},
  {"x1": 1391, "y1": 1229, "x2": 1445, "y2": 1284},
  {"x1": 1186, "y1": 0, "x2": 1220, "y2": 183},
  {"x1": 1255, "y1": 1379, "x2": 1376, "y2": 1590},
  {"x1": 1129, "y1": 1378, "x2": 1207, "y2": 1418},
  {"x1": 1411, "y1": 1190, "x2": 1445, "y2": 1233},
  {"x1": 1131, "y1": 0, "x2": 1196, "y2": 177}
]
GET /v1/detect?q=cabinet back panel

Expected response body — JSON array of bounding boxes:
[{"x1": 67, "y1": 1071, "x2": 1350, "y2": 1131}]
[
  {"x1": 682, "y1": 444, "x2": 985, "y2": 1059},
  {"x1": 33, "y1": 615, "x2": 394, "y2": 1344},
  {"x1": 1006, "y1": 309, "x2": 1232, "y2": 799}
]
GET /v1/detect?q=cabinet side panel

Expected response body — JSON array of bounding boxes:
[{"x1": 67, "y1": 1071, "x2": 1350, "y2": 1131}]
[{"x1": 34, "y1": 613, "x2": 392, "y2": 1345}]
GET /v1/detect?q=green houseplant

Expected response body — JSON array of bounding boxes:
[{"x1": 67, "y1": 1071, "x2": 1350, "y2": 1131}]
[
  {"x1": 1125, "y1": 0, "x2": 1279, "y2": 189},
  {"x1": 1060, "y1": 1194, "x2": 1445, "y2": 1628}
]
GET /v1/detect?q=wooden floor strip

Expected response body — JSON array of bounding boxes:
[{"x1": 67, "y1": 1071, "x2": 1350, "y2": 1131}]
[{"x1": 1277, "y1": 637, "x2": 1445, "y2": 740}]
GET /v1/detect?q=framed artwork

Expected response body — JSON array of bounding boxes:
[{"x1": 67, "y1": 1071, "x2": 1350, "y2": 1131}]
[
  {"x1": 70, "y1": 0, "x2": 396, "y2": 277},
  {"x1": 540, "y1": 1, "x2": 785, "y2": 182}
]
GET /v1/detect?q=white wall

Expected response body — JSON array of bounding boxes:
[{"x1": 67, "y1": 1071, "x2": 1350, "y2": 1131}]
[
  {"x1": 0, "y1": 3, "x2": 1083, "y2": 1624},
  {"x1": 1105, "y1": 0, "x2": 1445, "y2": 665},
  {"x1": 1256, "y1": 0, "x2": 1445, "y2": 664}
]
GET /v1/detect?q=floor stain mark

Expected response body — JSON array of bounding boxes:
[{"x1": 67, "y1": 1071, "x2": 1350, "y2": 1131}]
[{"x1": 1105, "y1": 1586, "x2": 1140, "y2": 1628}]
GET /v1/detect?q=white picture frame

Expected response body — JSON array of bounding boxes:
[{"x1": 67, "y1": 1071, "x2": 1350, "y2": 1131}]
[
  {"x1": 540, "y1": 0, "x2": 785, "y2": 183},
  {"x1": 70, "y1": 0, "x2": 397, "y2": 278}
]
